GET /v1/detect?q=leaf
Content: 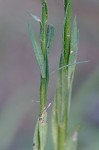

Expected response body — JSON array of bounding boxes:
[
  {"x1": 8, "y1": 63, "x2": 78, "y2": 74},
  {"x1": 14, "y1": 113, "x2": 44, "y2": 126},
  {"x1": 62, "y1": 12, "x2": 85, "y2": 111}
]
[
  {"x1": 46, "y1": 52, "x2": 49, "y2": 86},
  {"x1": 52, "y1": 98, "x2": 58, "y2": 150},
  {"x1": 39, "y1": 111, "x2": 47, "y2": 150},
  {"x1": 28, "y1": 22, "x2": 46, "y2": 78},
  {"x1": 68, "y1": 17, "x2": 79, "y2": 114},
  {"x1": 33, "y1": 120, "x2": 40, "y2": 150},
  {"x1": 42, "y1": 1, "x2": 48, "y2": 24},
  {"x1": 68, "y1": 17, "x2": 78, "y2": 83},
  {"x1": 57, "y1": 53, "x2": 69, "y2": 124},
  {"x1": 70, "y1": 16, "x2": 78, "y2": 63},
  {"x1": 64, "y1": 0, "x2": 71, "y2": 12},
  {"x1": 46, "y1": 24, "x2": 55, "y2": 53},
  {"x1": 33, "y1": 111, "x2": 48, "y2": 150},
  {"x1": 52, "y1": 54, "x2": 69, "y2": 150},
  {"x1": 63, "y1": 2, "x2": 71, "y2": 64},
  {"x1": 69, "y1": 68, "x2": 99, "y2": 150}
]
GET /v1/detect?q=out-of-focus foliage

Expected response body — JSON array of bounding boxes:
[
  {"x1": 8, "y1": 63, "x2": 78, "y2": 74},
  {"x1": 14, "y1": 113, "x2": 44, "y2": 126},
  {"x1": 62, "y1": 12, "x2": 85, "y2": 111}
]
[
  {"x1": 69, "y1": 68, "x2": 99, "y2": 150},
  {"x1": 46, "y1": 67, "x2": 99, "y2": 150},
  {"x1": 0, "y1": 82, "x2": 36, "y2": 150}
]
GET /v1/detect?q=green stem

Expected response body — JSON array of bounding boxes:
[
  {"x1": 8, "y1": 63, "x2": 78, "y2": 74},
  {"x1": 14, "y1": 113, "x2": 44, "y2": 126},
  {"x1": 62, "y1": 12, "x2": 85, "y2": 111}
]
[
  {"x1": 40, "y1": 77, "x2": 47, "y2": 114},
  {"x1": 57, "y1": 68, "x2": 68, "y2": 150},
  {"x1": 58, "y1": 125, "x2": 66, "y2": 150},
  {"x1": 39, "y1": 1, "x2": 48, "y2": 150},
  {"x1": 40, "y1": 0, "x2": 48, "y2": 114},
  {"x1": 63, "y1": 1, "x2": 71, "y2": 64},
  {"x1": 57, "y1": 1, "x2": 72, "y2": 150},
  {"x1": 52, "y1": 1, "x2": 78, "y2": 150},
  {"x1": 41, "y1": 0, "x2": 48, "y2": 57},
  {"x1": 64, "y1": 0, "x2": 67, "y2": 12}
]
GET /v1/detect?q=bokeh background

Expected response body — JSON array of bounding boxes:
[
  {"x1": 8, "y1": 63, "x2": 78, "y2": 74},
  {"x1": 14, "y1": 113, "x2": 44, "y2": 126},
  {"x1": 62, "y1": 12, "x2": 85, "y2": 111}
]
[{"x1": 0, "y1": 0, "x2": 99, "y2": 150}]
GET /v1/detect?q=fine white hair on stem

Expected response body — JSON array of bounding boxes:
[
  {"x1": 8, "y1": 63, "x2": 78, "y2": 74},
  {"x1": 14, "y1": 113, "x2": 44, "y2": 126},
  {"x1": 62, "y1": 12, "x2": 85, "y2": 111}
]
[
  {"x1": 40, "y1": 102, "x2": 52, "y2": 119},
  {"x1": 40, "y1": 102, "x2": 52, "y2": 116},
  {"x1": 51, "y1": 60, "x2": 90, "y2": 75},
  {"x1": 45, "y1": 103, "x2": 52, "y2": 112},
  {"x1": 45, "y1": 102, "x2": 52, "y2": 111}
]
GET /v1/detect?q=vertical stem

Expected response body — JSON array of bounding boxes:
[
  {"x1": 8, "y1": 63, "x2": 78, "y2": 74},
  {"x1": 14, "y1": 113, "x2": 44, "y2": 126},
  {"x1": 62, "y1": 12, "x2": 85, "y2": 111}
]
[
  {"x1": 32, "y1": 0, "x2": 55, "y2": 150},
  {"x1": 41, "y1": 0, "x2": 48, "y2": 57},
  {"x1": 52, "y1": 1, "x2": 78, "y2": 150},
  {"x1": 39, "y1": 1, "x2": 48, "y2": 150},
  {"x1": 57, "y1": 0, "x2": 72, "y2": 150},
  {"x1": 40, "y1": 78, "x2": 47, "y2": 114},
  {"x1": 40, "y1": 0, "x2": 48, "y2": 115},
  {"x1": 63, "y1": 0, "x2": 71, "y2": 64},
  {"x1": 64, "y1": 0, "x2": 67, "y2": 12},
  {"x1": 58, "y1": 125, "x2": 66, "y2": 150}
]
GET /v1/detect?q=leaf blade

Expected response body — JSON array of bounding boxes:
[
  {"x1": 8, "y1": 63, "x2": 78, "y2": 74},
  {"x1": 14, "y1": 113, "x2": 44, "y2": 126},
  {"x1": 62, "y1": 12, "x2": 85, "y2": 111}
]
[
  {"x1": 39, "y1": 111, "x2": 47, "y2": 150},
  {"x1": 46, "y1": 24, "x2": 55, "y2": 54},
  {"x1": 28, "y1": 22, "x2": 46, "y2": 78},
  {"x1": 33, "y1": 120, "x2": 40, "y2": 150}
]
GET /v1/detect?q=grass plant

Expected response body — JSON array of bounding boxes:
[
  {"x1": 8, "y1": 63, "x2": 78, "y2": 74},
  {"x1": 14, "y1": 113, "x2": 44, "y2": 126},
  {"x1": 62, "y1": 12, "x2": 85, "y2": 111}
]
[{"x1": 28, "y1": 0, "x2": 79, "y2": 150}]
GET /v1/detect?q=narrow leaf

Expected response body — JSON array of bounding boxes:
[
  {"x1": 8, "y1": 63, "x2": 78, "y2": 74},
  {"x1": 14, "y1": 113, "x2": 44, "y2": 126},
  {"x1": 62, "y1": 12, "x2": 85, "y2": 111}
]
[
  {"x1": 57, "y1": 53, "x2": 68, "y2": 124},
  {"x1": 39, "y1": 111, "x2": 47, "y2": 150},
  {"x1": 42, "y1": 1, "x2": 48, "y2": 24},
  {"x1": 46, "y1": 24, "x2": 55, "y2": 53},
  {"x1": 46, "y1": 52, "x2": 49, "y2": 86},
  {"x1": 28, "y1": 23, "x2": 46, "y2": 78},
  {"x1": 69, "y1": 17, "x2": 78, "y2": 66},
  {"x1": 68, "y1": 17, "x2": 79, "y2": 114},
  {"x1": 33, "y1": 120, "x2": 40, "y2": 150},
  {"x1": 63, "y1": 2, "x2": 71, "y2": 64},
  {"x1": 64, "y1": 0, "x2": 71, "y2": 12},
  {"x1": 52, "y1": 98, "x2": 58, "y2": 150},
  {"x1": 68, "y1": 17, "x2": 78, "y2": 85}
]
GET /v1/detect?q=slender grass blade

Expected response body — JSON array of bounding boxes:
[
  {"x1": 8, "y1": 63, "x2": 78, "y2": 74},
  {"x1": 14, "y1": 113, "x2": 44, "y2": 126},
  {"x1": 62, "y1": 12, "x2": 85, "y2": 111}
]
[
  {"x1": 46, "y1": 24, "x2": 55, "y2": 54},
  {"x1": 39, "y1": 111, "x2": 47, "y2": 150},
  {"x1": 28, "y1": 23, "x2": 46, "y2": 78},
  {"x1": 33, "y1": 120, "x2": 40, "y2": 150}
]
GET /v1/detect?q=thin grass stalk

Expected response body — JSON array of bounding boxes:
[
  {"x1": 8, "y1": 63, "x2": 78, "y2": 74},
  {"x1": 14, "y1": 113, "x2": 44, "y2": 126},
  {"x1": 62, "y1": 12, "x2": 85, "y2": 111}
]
[
  {"x1": 31, "y1": 0, "x2": 55, "y2": 149},
  {"x1": 39, "y1": 0, "x2": 48, "y2": 150},
  {"x1": 64, "y1": 0, "x2": 70, "y2": 12},
  {"x1": 52, "y1": 0, "x2": 78, "y2": 150},
  {"x1": 40, "y1": 0, "x2": 48, "y2": 115},
  {"x1": 31, "y1": 0, "x2": 49, "y2": 150},
  {"x1": 58, "y1": 0, "x2": 71, "y2": 150}
]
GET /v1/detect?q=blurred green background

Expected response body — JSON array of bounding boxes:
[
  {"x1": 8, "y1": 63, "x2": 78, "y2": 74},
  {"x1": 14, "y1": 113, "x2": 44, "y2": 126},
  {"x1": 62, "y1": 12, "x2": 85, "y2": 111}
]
[{"x1": 0, "y1": 0, "x2": 99, "y2": 150}]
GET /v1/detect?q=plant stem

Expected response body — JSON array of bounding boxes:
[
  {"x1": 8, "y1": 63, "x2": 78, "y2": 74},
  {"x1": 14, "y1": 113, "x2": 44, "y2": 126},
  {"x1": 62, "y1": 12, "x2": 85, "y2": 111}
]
[
  {"x1": 40, "y1": 0, "x2": 48, "y2": 115},
  {"x1": 40, "y1": 78, "x2": 47, "y2": 114},
  {"x1": 58, "y1": 125, "x2": 66, "y2": 150},
  {"x1": 52, "y1": 1, "x2": 72, "y2": 150},
  {"x1": 58, "y1": 1, "x2": 72, "y2": 149},
  {"x1": 39, "y1": 1, "x2": 49, "y2": 150},
  {"x1": 29, "y1": 1, "x2": 54, "y2": 150},
  {"x1": 63, "y1": 0, "x2": 71, "y2": 64},
  {"x1": 64, "y1": 0, "x2": 70, "y2": 12}
]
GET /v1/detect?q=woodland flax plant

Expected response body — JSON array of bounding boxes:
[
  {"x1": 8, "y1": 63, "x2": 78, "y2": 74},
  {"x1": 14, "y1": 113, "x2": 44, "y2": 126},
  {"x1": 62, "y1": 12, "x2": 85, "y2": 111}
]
[{"x1": 28, "y1": 0, "x2": 78, "y2": 150}]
